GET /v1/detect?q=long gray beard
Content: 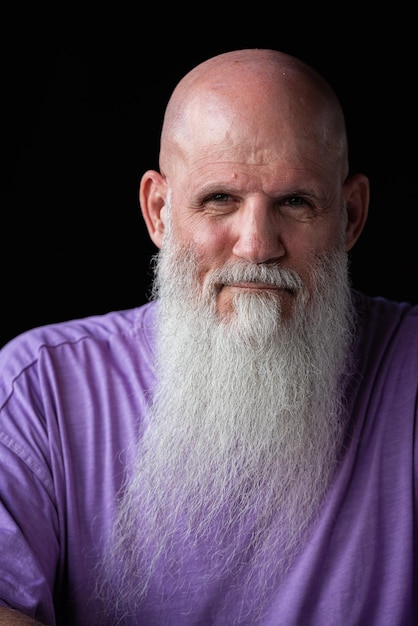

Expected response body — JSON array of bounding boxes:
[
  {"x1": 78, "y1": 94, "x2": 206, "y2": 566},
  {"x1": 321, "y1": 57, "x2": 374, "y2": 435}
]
[{"x1": 98, "y1": 228, "x2": 356, "y2": 623}]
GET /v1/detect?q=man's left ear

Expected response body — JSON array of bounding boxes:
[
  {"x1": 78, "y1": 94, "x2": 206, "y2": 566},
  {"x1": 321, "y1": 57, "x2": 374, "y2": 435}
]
[
  {"x1": 343, "y1": 173, "x2": 370, "y2": 251},
  {"x1": 139, "y1": 170, "x2": 168, "y2": 249}
]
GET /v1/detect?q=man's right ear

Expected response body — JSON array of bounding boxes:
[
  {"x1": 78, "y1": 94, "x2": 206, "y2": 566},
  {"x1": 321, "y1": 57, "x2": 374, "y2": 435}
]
[{"x1": 139, "y1": 170, "x2": 168, "y2": 249}]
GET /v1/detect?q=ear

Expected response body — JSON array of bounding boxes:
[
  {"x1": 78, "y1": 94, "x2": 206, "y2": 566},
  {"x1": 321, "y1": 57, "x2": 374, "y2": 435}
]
[
  {"x1": 343, "y1": 173, "x2": 370, "y2": 251},
  {"x1": 139, "y1": 170, "x2": 168, "y2": 249}
]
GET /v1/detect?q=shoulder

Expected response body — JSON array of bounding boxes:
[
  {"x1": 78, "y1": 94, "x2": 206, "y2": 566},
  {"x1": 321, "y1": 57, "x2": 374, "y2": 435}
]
[
  {"x1": 353, "y1": 290, "x2": 418, "y2": 341},
  {"x1": 354, "y1": 289, "x2": 418, "y2": 318},
  {"x1": 352, "y1": 290, "x2": 418, "y2": 387},
  {"x1": 0, "y1": 301, "x2": 158, "y2": 401}
]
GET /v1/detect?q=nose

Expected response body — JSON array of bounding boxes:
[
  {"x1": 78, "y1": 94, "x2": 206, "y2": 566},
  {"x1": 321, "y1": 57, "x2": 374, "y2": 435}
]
[{"x1": 231, "y1": 200, "x2": 285, "y2": 264}]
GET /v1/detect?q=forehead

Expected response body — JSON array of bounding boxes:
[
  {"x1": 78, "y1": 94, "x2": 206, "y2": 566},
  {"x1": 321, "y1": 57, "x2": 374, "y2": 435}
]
[{"x1": 169, "y1": 132, "x2": 333, "y2": 196}]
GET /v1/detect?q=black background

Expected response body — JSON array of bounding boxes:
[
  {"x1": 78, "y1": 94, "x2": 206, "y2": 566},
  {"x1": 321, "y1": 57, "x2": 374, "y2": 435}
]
[{"x1": 2, "y1": 9, "x2": 416, "y2": 348}]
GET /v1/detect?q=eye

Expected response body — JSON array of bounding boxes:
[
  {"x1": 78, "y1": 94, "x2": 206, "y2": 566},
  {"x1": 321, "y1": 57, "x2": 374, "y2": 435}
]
[
  {"x1": 210, "y1": 193, "x2": 230, "y2": 203},
  {"x1": 284, "y1": 195, "x2": 307, "y2": 207},
  {"x1": 278, "y1": 195, "x2": 315, "y2": 220},
  {"x1": 199, "y1": 192, "x2": 238, "y2": 215}
]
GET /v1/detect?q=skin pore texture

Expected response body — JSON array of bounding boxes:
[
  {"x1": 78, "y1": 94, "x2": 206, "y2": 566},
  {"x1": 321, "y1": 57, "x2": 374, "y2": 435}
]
[{"x1": 95, "y1": 49, "x2": 370, "y2": 624}]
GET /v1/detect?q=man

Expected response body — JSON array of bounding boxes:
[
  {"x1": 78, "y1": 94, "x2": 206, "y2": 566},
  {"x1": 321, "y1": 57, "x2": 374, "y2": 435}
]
[{"x1": 0, "y1": 48, "x2": 416, "y2": 625}]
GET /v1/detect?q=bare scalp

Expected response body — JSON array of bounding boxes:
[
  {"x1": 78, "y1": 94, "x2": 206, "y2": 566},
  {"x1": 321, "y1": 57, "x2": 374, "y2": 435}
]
[{"x1": 160, "y1": 49, "x2": 348, "y2": 178}]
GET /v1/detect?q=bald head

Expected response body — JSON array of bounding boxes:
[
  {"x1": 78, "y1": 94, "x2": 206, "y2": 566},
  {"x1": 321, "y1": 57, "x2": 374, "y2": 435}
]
[{"x1": 159, "y1": 48, "x2": 348, "y2": 178}]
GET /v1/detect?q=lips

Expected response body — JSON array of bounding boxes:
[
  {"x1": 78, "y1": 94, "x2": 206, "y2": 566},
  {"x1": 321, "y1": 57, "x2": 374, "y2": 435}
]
[
  {"x1": 224, "y1": 282, "x2": 296, "y2": 295},
  {"x1": 229, "y1": 282, "x2": 279, "y2": 290}
]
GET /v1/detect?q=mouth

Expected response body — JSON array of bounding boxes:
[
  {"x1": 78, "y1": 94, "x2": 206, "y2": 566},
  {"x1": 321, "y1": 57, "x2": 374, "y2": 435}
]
[{"x1": 222, "y1": 282, "x2": 295, "y2": 295}]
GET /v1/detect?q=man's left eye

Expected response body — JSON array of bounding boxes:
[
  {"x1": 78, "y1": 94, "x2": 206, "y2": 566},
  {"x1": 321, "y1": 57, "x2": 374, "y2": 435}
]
[
  {"x1": 211, "y1": 193, "x2": 230, "y2": 203},
  {"x1": 285, "y1": 196, "x2": 306, "y2": 207}
]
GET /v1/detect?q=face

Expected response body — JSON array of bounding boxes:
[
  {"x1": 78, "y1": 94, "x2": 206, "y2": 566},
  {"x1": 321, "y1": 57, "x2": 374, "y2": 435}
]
[
  {"x1": 141, "y1": 89, "x2": 368, "y2": 320},
  {"x1": 172, "y1": 169, "x2": 343, "y2": 317}
]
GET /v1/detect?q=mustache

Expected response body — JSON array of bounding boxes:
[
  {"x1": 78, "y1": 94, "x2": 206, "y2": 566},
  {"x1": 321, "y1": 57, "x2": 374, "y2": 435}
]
[{"x1": 206, "y1": 261, "x2": 305, "y2": 293}]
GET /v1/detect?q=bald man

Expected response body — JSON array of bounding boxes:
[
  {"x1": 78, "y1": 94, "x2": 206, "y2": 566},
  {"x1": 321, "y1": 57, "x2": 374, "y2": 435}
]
[{"x1": 0, "y1": 49, "x2": 416, "y2": 625}]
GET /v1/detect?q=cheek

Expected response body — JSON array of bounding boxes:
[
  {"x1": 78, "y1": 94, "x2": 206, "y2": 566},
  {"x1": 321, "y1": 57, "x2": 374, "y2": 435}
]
[
  {"x1": 175, "y1": 220, "x2": 232, "y2": 269},
  {"x1": 285, "y1": 222, "x2": 340, "y2": 266}
]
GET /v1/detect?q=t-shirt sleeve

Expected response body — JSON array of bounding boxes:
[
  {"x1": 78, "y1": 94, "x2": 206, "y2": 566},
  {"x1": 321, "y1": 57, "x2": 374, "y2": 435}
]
[
  {"x1": 0, "y1": 336, "x2": 59, "y2": 624},
  {"x1": 0, "y1": 305, "x2": 156, "y2": 624}
]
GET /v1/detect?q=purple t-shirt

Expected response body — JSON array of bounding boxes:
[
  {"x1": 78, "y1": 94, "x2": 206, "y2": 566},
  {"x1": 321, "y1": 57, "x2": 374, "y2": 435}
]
[{"x1": 0, "y1": 292, "x2": 417, "y2": 625}]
